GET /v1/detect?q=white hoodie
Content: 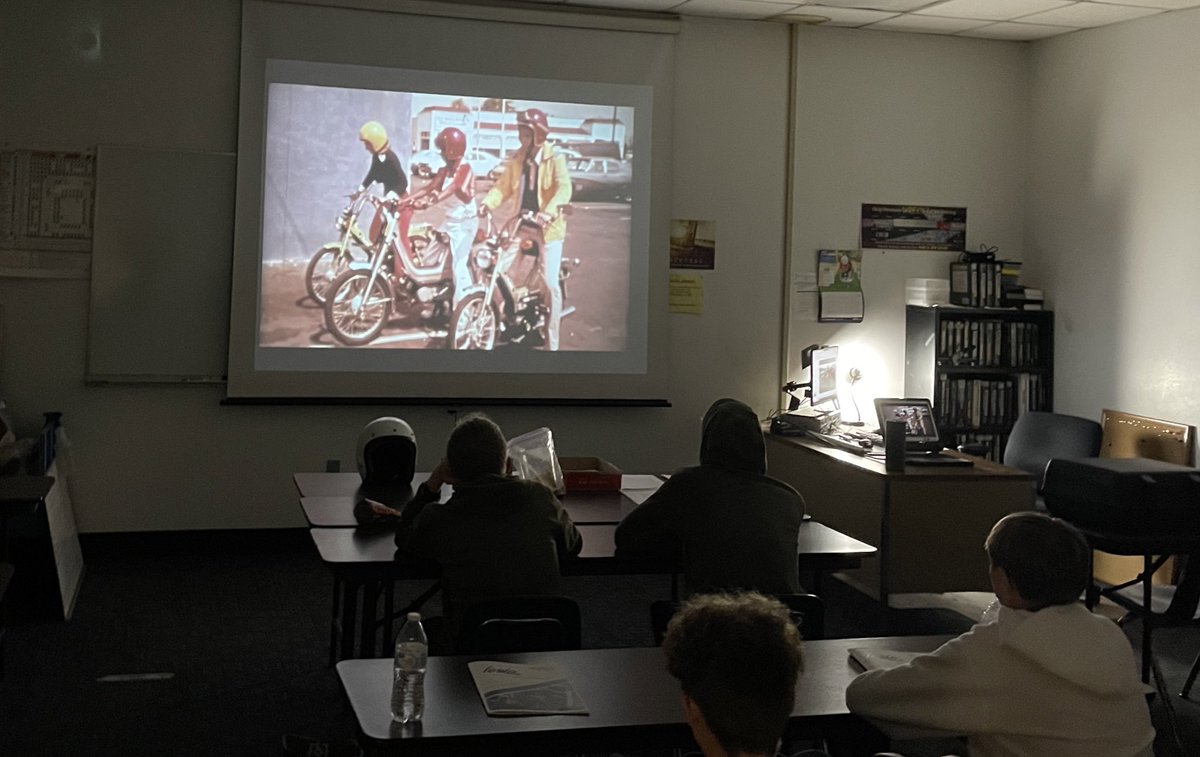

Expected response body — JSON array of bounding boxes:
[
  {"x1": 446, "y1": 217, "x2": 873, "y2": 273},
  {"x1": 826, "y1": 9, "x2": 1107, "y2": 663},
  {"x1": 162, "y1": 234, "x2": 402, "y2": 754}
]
[{"x1": 845, "y1": 603, "x2": 1155, "y2": 757}]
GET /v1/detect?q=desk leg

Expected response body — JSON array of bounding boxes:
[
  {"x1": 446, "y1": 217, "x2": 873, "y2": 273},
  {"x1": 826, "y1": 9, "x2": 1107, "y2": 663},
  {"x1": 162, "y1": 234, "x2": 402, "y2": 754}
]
[
  {"x1": 329, "y1": 576, "x2": 344, "y2": 667},
  {"x1": 361, "y1": 579, "x2": 381, "y2": 659},
  {"x1": 340, "y1": 579, "x2": 359, "y2": 662},
  {"x1": 383, "y1": 581, "x2": 395, "y2": 652},
  {"x1": 880, "y1": 481, "x2": 893, "y2": 633},
  {"x1": 1141, "y1": 555, "x2": 1153, "y2": 683}
]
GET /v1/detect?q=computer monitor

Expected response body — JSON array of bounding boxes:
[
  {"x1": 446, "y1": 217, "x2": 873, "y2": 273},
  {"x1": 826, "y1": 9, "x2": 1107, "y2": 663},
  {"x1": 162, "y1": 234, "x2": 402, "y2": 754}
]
[{"x1": 800, "y1": 344, "x2": 839, "y2": 407}]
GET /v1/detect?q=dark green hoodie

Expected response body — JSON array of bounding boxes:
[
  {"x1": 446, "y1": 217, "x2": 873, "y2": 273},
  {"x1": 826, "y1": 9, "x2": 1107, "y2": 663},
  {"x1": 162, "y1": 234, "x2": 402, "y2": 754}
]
[{"x1": 615, "y1": 398, "x2": 806, "y2": 596}]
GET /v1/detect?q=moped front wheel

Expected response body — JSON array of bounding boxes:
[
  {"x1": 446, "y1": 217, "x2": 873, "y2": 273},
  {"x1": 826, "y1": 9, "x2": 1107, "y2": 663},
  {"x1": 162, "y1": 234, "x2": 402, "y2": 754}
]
[
  {"x1": 450, "y1": 292, "x2": 498, "y2": 350},
  {"x1": 324, "y1": 270, "x2": 391, "y2": 346},
  {"x1": 306, "y1": 243, "x2": 355, "y2": 305}
]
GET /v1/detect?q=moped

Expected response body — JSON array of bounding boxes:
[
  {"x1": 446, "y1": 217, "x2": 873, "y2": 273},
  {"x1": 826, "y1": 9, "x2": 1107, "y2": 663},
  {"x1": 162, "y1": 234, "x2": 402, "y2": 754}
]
[{"x1": 323, "y1": 195, "x2": 455, "y2": 346}]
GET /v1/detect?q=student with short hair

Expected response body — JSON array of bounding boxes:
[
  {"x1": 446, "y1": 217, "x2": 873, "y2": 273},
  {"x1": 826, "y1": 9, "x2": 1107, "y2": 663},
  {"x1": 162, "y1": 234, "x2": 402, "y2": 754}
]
[
  {"x1": 394, "y1": 413, "x2": 582, "y2": 646},
  {"x1": 846, "y1": 512, "x2": 1155, "y2": 757},
  {"x1": 614, "y1": 398, "x2": 806, "y2": 596},
  {"x1": 663, "y1": 592, "x2": 804, "y2": 757}
]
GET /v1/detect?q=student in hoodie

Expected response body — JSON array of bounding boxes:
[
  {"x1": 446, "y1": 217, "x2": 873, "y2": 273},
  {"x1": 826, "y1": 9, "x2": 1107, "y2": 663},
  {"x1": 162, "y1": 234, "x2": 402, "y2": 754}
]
[
  {"x1": 393, "y1": 413, "x2": 582, "y2": 648},
  {"x1": 614, "y1": 398, "x2": 806, "y2": 596},
  {"x1": 846, "y1": 512, "x2": 1155, "y2": 757}
]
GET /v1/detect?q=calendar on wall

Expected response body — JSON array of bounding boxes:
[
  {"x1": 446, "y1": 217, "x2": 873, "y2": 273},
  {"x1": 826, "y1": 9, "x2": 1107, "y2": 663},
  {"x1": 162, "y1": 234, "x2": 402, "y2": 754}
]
[{"x1": 0, "y1": 148, "x2": 95, "y2": 278}]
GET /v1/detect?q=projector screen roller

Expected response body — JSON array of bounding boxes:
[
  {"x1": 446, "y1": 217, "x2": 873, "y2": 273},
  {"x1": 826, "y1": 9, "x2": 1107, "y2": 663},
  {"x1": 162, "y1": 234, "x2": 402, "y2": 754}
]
[{"x1": 227, "y1": 1, "x2": 673, "y2": 403}]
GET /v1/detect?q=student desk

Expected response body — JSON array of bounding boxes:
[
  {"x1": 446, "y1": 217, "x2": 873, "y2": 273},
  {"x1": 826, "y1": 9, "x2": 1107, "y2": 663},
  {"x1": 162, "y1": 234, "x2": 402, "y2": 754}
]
[
  {"x1": 336, "y1": 634, "x2": 954, "y2": 756},
  {"x1": 300, "y1": 490, "x2": 639, "y2": 527},
  {"x1": 765, "y1": 434, "x2": 1033, "y2": 613},
  {"x1": 311, "y1": 520, "x2": 874, "y2": 661},
  {"x1": 294, "y1": 471, "x2": 652, "y2": 525}
]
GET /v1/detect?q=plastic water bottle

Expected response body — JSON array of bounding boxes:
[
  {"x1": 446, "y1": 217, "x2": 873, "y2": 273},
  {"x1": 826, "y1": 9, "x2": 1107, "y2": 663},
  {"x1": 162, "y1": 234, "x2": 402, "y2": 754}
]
[{"x1": 391, "y1": 612, "x2": 428, "y2": 723}]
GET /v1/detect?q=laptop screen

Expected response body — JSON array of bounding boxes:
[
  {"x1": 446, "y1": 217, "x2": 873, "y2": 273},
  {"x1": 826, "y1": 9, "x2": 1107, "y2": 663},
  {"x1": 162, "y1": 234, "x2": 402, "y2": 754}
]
[{"x1": 873, "y1": 398, "x2": 943, "y2": 451}]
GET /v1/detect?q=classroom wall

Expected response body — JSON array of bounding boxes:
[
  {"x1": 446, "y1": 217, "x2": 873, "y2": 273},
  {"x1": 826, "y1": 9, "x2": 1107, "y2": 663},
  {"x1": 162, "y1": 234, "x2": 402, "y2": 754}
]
[
  {"x1": 1025, "y1": 8, "x2": 1200, "y2": 450},
  {"x1": 0, "y1": 2, "x2": 792, "y2": 531},
  {"x1": 3, "y1": 0, "x2": 1147, "y2": 534},
  {"x1": 786, "y1": 26, "x2": 1029, "y2": 411}
]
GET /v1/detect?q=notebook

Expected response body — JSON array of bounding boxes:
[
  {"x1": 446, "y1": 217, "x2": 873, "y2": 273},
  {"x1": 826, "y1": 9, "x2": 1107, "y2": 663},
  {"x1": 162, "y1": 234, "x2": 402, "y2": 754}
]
[{"x1": 872, "y1": 398, "x2": 972, "y2": 466}]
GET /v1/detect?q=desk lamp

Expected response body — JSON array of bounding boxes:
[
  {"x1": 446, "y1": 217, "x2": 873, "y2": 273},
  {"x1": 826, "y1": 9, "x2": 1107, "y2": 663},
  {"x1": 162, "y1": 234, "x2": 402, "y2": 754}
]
[{"x1": 844, "y1": 367, "x2": 865, "y2": 426}]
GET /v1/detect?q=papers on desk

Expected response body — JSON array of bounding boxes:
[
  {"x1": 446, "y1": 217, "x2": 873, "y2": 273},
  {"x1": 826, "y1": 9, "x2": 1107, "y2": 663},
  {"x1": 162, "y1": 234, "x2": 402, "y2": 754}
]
[
  {"x1": 468, "y1": 661, "x2": 589, "y2": 716},
  {"x1": 620, "y1": 474, "x2": 664, "y2": 505},
  {"x1": 848, "y1": 647, "x2": 925, "y2": 671}
]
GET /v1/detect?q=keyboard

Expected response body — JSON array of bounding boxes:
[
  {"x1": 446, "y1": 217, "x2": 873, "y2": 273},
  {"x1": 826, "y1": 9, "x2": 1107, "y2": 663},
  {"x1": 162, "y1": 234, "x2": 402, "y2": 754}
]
[
  {"x1": 833, "y1": 425, "x2": 884, "y2": 447},
  {"x1": 807, "y1": 430, "x2": 873, "y2": 456}
]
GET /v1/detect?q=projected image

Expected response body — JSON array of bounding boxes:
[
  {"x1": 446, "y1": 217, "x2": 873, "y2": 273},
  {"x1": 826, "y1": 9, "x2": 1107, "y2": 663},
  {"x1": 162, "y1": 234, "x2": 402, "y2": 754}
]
[{"x1": 259, "y1": 81, "x2": 635, "y2": 354}]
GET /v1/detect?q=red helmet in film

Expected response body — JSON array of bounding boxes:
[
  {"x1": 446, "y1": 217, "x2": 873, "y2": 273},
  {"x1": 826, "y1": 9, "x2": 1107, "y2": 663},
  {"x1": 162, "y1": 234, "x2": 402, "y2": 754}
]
[
  {"x1": 435, "y1": 127, "x2": 467, "y2": 161},
  {"x1": 517, "y1": 108, "x2": 550, "y2": 135}
]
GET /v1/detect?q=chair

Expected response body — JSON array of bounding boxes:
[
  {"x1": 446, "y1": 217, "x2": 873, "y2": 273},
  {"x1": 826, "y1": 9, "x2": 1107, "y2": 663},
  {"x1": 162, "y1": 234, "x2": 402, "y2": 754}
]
[
  {"x1": 0, "y1": 562, "x2": 11, "y2": 676},
  {"x1": 650, "y1": 593, "x2": 825, "y2": 646},
  {"x1": 1048, "y1": 409, "x2": 1200, "y2": 688},
  {"x1": 1002, "y1": 410, "x2": 1102, "y2": 508},
  {"x1": 455, "y1": 595, "x2": 582, "y2": 655}
]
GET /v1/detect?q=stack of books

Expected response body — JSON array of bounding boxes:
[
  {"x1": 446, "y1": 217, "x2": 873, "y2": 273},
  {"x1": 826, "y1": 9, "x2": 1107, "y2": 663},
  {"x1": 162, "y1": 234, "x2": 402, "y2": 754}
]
[{"x1": 1001, "y1": 286, "x2": 1045, "y2": 310}]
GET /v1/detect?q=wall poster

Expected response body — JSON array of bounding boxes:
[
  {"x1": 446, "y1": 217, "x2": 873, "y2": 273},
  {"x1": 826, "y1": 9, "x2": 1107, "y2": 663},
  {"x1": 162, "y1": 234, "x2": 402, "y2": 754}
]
[{"x1": 860, "y1": 203, "x2": 966, "y2": 252}]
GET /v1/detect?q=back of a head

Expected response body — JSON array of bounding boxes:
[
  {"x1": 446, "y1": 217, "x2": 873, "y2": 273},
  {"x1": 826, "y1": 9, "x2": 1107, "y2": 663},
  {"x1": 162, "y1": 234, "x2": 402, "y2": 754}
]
[
  {"x1": 699, "y1": 398, "x2": 766, "y2": 475},
  {"x1": 986, "y1": 512, "x2": 1090, "y2": 609},
  {"x1": 663, "y1": 592, "x2": 803, "y2": 755},
  {"x1": 446, "y1": 414, "x2": 507, "y2": 483}
]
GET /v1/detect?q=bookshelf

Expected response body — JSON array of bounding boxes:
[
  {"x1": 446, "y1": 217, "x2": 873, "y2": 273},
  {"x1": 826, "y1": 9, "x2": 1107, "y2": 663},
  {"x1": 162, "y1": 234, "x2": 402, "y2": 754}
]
[{"x1": 905, "y1": 305, "x2": 1054, "y2": 462}]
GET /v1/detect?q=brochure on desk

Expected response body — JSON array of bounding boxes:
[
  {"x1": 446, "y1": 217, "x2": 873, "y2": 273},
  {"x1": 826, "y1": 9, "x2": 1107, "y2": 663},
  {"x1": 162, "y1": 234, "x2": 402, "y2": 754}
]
[
  {"x1": 848, "y1": 647, "x2": 925, "y2": 671},
  {"x1": 468, "y1": 661, "x2": 589, "y2": 716}
]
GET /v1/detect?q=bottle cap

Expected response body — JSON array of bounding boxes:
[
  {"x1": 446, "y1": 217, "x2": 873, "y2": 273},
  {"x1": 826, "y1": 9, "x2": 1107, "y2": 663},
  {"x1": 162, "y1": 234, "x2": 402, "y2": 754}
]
[{"x1": 407, "y1": 612, "x2": 421, "y2": 621}]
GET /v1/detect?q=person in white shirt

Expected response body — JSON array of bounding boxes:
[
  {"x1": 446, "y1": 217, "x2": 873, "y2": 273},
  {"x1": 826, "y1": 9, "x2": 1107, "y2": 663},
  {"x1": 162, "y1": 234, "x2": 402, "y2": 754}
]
[{"x1": 846, "y1": 512, "x2": 1155, "y2": 757}]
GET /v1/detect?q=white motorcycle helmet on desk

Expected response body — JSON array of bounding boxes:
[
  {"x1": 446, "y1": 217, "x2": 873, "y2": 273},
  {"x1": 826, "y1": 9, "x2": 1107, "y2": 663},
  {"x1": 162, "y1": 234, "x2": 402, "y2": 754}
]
[{"x1": 356, "y1": 416, "x2": 417, "y2": 487}]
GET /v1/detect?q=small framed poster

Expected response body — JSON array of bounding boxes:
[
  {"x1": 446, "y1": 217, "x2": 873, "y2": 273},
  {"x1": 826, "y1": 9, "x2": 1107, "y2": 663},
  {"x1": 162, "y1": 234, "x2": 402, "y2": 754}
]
[{"x1": 860, "y1": 203, "x2": 966, "y2": 252}]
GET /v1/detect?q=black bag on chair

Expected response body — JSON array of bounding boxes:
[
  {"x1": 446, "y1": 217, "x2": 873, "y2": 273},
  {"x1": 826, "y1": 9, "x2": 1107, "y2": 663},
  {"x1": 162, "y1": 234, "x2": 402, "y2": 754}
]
[{"x1": 1042, "y1": 457, "x2": 1200, "y2": 535}]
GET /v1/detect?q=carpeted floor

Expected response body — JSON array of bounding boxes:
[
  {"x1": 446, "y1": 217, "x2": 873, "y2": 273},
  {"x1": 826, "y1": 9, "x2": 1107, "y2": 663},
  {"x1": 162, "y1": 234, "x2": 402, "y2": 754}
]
[{"x1": 0, "y1": 530, "x2": 1196, "y2": 756}]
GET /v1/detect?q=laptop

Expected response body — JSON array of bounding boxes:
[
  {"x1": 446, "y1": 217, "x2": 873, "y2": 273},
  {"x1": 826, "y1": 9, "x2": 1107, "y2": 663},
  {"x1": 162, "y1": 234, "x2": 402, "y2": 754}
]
[{"x1": 872, "y1": 397, "x2": 973, "y2": 466}]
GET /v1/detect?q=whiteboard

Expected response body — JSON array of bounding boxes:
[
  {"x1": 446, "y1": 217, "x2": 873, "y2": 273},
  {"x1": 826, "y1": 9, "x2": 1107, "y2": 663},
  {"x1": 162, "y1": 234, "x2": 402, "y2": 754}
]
[{"x1": 87, "y1": 145, "x2": 235, "y2": 382}]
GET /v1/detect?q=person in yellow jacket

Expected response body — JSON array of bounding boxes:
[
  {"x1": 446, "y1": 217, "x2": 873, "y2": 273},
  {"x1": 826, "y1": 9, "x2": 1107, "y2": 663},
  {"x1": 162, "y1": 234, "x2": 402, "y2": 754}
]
[{"x1": 478, "y1": 108, "x2": 572, "y2": 350}]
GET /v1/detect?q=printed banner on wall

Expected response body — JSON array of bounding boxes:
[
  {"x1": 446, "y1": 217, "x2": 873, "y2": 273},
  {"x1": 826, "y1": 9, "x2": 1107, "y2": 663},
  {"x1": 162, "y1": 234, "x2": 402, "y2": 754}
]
[{"x1": 860, "y1": 203, "x2": 966, "y2": 252}]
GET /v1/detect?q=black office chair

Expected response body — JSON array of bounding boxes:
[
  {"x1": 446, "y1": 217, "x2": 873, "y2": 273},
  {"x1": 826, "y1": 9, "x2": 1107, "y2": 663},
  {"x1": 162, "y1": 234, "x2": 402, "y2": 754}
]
[
  {"x1": 455, "y1": 595, "x2": 582, "y2": 655},
  {"x1": 650, "y1": 593, "x2": 825, "y2": 646},
  {"x1": 1003, "y1": 411, "x2": 1102, "y2": 509}
]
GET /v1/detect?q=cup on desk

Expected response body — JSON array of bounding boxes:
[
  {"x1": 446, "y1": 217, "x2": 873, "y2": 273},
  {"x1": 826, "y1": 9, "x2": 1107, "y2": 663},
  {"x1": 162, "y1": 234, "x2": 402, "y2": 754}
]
[{"x1": 884, "y1": 420, "x2": 906, "y2": 472}]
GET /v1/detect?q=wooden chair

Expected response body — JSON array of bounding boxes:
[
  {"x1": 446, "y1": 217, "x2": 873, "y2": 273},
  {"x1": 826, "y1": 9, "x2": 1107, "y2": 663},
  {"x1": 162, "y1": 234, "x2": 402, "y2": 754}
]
[
  {"x1": 1082, "y1": 409, "x2": 1199, "y2": 689},
  {"x1": 455, "y1": 595, "x2": 582, "y2": 655}
]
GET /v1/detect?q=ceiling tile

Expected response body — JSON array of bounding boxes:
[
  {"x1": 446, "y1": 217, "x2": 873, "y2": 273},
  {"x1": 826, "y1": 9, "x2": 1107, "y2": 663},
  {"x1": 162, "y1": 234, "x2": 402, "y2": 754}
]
[
  {"x1": 562, "y1": 0, "x2": 683, "y2": 11},
  {"x1": 671, "y1": 0, "x2": 806, "y2": 18},
  {"x1": 803, "y1": 5, "x2": 902, "y2": 25},
  {"x1": 868, "y1": 13, "x2": 990, "y2": 31},
  {"x1": 914, "y1": 0, "x2": 1074, "y2": 21},
  {"x1": 957, "y1": 20, "x2": 1077, "y2": 38},
  {"x1": 1020, "y1": 2, "x2": 1164, "y2": 26},
  {"x1": 808, "y1": 0, "x2": 933, "y2": 9},
  {"x1": 1090, "y1": 0, "x2": 1200, "y2": 7}
]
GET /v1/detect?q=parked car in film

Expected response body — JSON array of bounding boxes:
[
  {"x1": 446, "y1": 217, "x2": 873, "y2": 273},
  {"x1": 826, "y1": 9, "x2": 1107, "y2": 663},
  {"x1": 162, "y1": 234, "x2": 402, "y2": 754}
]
[{"x1": 566, "y1": 157, "x2": 632, "y2": 202}]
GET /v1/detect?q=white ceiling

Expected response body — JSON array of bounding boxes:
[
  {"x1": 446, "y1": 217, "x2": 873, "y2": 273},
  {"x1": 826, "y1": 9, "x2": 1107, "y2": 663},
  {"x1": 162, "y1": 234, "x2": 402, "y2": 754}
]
[{"x1": 530, "y1": 0, "x2": 1200, "y2": 39}]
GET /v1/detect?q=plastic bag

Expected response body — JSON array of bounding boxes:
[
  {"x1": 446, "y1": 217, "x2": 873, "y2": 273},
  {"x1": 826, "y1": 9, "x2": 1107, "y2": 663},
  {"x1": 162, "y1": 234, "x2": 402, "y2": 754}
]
[{"x1": 506, "y1": 427, "x2": 565, "y2": 496}]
